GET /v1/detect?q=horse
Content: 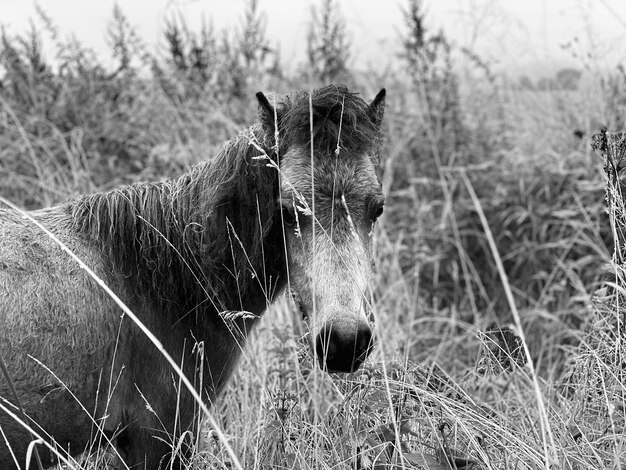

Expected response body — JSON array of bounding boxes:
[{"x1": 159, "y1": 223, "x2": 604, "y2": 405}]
[{"x1": 0, "y1": 84, "x2": 386, "y2": 469}]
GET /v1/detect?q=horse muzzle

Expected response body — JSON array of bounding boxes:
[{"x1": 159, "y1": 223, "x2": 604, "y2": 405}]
[{"x1": 315, "y1": 319, "x2": 374, "y2": 373}]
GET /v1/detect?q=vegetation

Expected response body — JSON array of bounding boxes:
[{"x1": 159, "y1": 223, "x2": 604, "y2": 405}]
[{"x1": 0, "y1": 0, "x2": 623, "y2": 468}]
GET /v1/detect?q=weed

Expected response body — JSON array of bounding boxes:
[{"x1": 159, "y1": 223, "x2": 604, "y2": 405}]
[{"x1": 1, "y1": 1, "x2": 625, "y2": 469}]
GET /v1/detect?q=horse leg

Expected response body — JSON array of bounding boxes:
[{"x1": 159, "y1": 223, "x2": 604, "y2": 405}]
[{"x1": 0, "y1": 387, "x2": 96, "y2": 469}]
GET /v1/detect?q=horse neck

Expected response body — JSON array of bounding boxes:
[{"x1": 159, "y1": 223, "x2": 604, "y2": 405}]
[{"x1": 69, "y1": 127, "x2": 285, "y2": 317}]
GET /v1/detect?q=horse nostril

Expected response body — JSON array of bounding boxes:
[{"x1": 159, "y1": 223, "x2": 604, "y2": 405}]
[
  {"x1": 315, "y1": 325, "x2": 338, "y2": 370},
  {"x1": 356, "y1": 323, "x2": 374, "y2": 357},
  {"x1": 315, "y1": 321, "x2": 374, "y2": 373}
]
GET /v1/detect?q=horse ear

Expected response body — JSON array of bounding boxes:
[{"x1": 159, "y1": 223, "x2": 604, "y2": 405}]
[
  {"x1": 256, "y1": 91, "x2": 278, "y2": 131},
  {"x1": 367, "y1": 88, "x2": 386, "y2": 128}
]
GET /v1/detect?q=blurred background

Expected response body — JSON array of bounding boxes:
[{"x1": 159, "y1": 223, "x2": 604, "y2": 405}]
[
  {"x1": 1, "y1": 1, "x2": 625, "y2": 468},
  {"x1": 5, "y1": 0, "x2": 626, "y2": 77}
]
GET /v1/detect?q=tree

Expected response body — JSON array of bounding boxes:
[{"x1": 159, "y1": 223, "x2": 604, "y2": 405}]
[
  {"x1": 518, "y1": 75, "x2": 534, "y2": 90},
  {"x1": 306, "y1": 0, "x2": 351, "y2": 84},
  {"x1": 238, "y1": 0, "x2": 272, "y2": 71},
  {"x1": 556, "y1": 68, "x2": 582, "y2": 91},
  {"x1": 400, "y1": 0, "x2": 462, "y2": 152}
]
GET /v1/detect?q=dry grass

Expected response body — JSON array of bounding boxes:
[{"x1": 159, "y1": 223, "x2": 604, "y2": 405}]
[
  {"x1": 1, "y1": 4, "x2": 625, "y2": 470},
  {"x1": 188, "y1": 83, "x2": 623, "y2": 469}
]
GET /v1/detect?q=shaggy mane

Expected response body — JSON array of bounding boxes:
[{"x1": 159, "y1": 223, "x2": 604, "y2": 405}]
[{"x1": 68, "y1": 125, "x2": 282, "y2": 321}]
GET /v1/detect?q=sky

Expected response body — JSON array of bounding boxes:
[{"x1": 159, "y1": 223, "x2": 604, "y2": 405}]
[{"x1": 3, "y1": 0, "x2": 626, "y2": 78}]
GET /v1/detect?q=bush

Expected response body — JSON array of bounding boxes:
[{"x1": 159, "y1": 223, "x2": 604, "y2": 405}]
[{"x1": 1, "y1": 1, "x2": 624, "y2": 468}]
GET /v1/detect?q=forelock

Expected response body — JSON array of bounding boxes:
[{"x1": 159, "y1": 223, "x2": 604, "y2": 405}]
[{"x1": 278, "y1": 85, "x2": 382, "y2": 158}]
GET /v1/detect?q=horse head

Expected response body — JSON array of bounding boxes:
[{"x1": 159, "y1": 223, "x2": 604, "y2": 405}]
[{"x1": 257, "y1": 85, "x2": 386, "y2": 373}]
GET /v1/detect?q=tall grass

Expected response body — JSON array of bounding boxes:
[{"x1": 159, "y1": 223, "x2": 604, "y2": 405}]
[{"x1": 0, "y1": 1, "x2": 624, "y2": 469}]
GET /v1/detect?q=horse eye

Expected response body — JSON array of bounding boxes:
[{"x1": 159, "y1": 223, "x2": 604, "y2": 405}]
[
  {"x1": 280, "y1": 205, "x2": 297, "y2": 227},
  {"x1": 370, "y1": 203, "x2": 384, "y2": 221}
]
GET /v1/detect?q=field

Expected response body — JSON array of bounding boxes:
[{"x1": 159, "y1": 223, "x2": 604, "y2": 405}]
[{"x1": 0, "y1": 1, "x2": 624, "y2": 469}]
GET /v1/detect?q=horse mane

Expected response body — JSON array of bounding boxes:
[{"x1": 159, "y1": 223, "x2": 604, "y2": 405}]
[
  {"x1": 66, "y1": 85, "x2": 381, "y2": 320},
  {"x1": 68, "y1": 124, "x2": 281, "y2": 319}
]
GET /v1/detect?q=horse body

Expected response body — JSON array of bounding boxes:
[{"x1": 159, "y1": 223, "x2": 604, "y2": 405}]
[
  {"x1": 0, "y1": 207, "x2": 112, "y2": 463},
  {"x1": 0, "y1": 196, "x2": 259, "y2": 468},
  {"x1": 0, "y1": 85, "x2": 386, "y2": 469}
]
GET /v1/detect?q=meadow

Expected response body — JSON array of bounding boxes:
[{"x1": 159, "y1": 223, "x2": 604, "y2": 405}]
[{"x1": 0, "y1": 1, "x2": 624, "y2": 468}]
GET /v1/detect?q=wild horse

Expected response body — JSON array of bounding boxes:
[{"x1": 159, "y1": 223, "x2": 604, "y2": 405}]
[{"x1": 0, "y1": 84, "x2": 386, "y2": 468}]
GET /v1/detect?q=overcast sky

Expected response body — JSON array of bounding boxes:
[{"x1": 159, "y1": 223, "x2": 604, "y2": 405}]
[{"x1": 3, "y1": 0, "x2": 626, "y2": 77}]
